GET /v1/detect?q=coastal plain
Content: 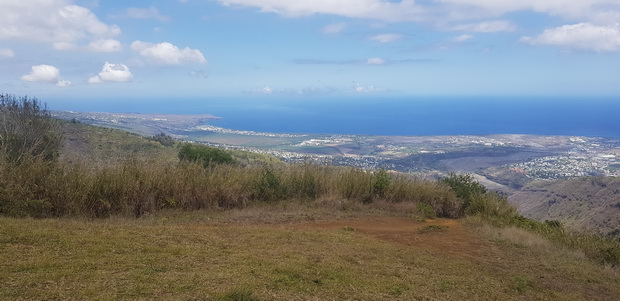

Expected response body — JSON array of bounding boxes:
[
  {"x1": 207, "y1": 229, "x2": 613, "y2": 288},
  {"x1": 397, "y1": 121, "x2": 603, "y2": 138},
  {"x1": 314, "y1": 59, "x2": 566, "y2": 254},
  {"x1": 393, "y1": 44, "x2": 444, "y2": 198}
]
[{"x1": 53, "y1": 111, "x2": 620, "y2": 184}]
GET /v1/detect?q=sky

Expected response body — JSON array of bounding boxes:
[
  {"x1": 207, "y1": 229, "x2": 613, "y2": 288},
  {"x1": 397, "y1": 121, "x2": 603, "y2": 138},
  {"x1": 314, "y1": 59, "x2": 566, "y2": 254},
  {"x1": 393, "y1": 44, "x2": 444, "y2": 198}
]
[{"x1": 1, "y1": 0, "x2": 620, "y2": 106}]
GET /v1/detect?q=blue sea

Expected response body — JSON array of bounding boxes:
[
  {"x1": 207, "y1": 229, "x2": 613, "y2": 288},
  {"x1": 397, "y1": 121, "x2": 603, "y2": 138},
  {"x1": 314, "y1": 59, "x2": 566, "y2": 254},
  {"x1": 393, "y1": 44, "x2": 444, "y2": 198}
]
[{"x1": 55, "y1": 96, "x2": 620, "y2": 138}]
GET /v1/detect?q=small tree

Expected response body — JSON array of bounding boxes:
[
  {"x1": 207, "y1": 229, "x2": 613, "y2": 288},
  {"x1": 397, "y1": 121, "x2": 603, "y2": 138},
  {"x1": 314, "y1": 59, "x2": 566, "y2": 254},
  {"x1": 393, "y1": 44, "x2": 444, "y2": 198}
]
[
  {"x1": 441, "y1": 173, "x2": 486, "y2": 212},
  {"x1": 0, "y1": 93, "x2": 62, "y2": 163},
  {"x1": 178, "y1": 143, "x2": 235, "y2": 167}
]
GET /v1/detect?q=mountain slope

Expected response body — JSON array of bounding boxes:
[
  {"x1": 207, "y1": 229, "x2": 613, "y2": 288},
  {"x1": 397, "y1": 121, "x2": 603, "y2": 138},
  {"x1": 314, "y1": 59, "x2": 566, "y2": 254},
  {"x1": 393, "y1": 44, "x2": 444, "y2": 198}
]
[{"x1": 509, "y1": 177, "x2": 620, "y2": 237}]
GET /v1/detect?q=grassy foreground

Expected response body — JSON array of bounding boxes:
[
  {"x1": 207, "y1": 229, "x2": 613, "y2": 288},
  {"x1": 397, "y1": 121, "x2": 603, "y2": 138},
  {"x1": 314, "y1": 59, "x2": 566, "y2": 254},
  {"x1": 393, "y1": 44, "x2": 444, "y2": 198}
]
[{"x1": 2, "y1": 207, "x2": 619, "y2": 300}]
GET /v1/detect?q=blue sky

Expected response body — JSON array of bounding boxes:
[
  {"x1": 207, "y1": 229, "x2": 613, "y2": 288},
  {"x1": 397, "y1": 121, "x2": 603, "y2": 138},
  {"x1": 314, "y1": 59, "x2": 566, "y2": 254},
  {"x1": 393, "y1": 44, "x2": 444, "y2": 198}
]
[{"x1": 1, "y1": 0, "x2": 620, "y2": 106}]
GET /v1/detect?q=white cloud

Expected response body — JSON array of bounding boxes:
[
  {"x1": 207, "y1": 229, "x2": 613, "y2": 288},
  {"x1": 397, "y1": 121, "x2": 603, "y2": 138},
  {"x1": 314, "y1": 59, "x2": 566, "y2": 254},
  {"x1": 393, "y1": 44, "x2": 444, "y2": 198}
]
[
  {"x1": 436, "y1": 0, "x2": 620, "y2": 24},
  {"x1": 323, "y1": 22, "x2": 347, "y2": 34},
  {"x1": 21, "y1": 65, "x2": 61, "y2": 83},
  {"x1": 56, "y1": 80, "x2": 72, "y2": 87},
  {"x1": 245, "y1": 85, "x2": 335, "y2": 96},
  {"x1": 450, "y1": 20, "x2": 516, "y2": 32},
  {"x1": 217, "y1": 0, "x2": 620, "y2": 32},
  {"x1": 52, "y1": 42, "x2": 77, "y2": 50},
  {"x1": 353, "y1": 83, "x2": 385, "y2": 93},
  {"x1": 521, "y1": 23, "x2": 620, "y2": 53},
  {"x1": 88, "y1": 76, "x2": 102, "y2": 84},
  {"x1": 88, "y1": 39, "x2": 122, "y2": 52},
  {"x1": 89, "y1": 62, "x2": 133, "y2": 83},
  {"x1": 120, "y1": 6, "x2": 170, "y2": 22},
  {"x1": 366, "y1": 58, "x2": 386, "y2": 65},
  {"x1": 20, "y1": 64, "x2": 71, "y2": 87},
  {"x1": 369, "y1": 34, "x2": 403, "y2": 43},
  {"x1": 0, "y1": 1, "x2": 121, "y2": 49},
  {"x1": 451, "y1": 34, "x2": 473, "y2": 42},
  {"x1": 0, "y1": 47, "x2": 15, "y2": 58},
  {"x1": 218, "y1": 0, "x2": 428, "y2": 22},
  {"x1": 131, "y1": 41, "x2": 207, "y2": 65}
]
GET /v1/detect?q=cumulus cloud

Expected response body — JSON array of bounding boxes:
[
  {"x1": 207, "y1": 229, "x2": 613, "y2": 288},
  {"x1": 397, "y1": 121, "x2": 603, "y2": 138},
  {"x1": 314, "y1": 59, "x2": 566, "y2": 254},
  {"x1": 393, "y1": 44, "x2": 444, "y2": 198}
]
[
  {"x1": 369, "y1": 34, "x2": 403, "y2": 43},
  {"x1": 88, "y1": 39, "x2": 122, "y2": 52},
  {"x1": 323, "y1": 22, "x2": 347, "y2": 34},
  {"x1": 89, "y1": 62, "x2": 133, "y2": 83},
  {"x1": 0, "y1": 47, "x2": 15, "y2": 58},
  {"x1": 131, "y1": 41, "x2": 207, "y2": 65},
  {"x1": 0, "y1": 1, "x2": 121, "y2": 49},
  {"x1": 20, "y1": 64, "x2": 71, "y2": 87},
  {"x1": 118, "y1": 6, "x2": 170, "y2": 22},
  {"x1": 21, "y1": 65, "x2": 61, "y2": 83},
  {"x1": 521, "y1": 23, "x2": 620, "y2": 53}
]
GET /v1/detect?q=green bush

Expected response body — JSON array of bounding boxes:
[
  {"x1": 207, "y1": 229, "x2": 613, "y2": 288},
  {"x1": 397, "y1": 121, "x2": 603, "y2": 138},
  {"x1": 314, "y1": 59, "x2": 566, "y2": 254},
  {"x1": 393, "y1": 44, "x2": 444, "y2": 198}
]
[
  {"x1": 178, "y1": 143, "x2": 235, "y2": 167},
  {"x1": 256, "y1": 166, "x2": 286, "y2": 202},
  {"x1": 441, "y1": 173, "x2": 486, "y2": 211},
  {"x1": 372, "y1": 169, "x2": 390, "y2": 199}
]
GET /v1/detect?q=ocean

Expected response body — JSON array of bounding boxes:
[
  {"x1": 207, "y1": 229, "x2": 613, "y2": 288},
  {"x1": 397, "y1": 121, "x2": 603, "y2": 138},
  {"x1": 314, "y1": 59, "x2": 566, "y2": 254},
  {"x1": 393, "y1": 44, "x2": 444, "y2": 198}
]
[{"x1": 55, "y1": 96, "x2": 620, "y2": 138}]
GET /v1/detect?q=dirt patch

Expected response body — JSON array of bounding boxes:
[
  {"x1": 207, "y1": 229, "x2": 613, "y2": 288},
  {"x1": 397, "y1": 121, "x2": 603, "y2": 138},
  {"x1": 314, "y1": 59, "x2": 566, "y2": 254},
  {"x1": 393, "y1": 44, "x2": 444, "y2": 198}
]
[{"x1": 288, "y1": 217, "x2": 504, "y2": 263}]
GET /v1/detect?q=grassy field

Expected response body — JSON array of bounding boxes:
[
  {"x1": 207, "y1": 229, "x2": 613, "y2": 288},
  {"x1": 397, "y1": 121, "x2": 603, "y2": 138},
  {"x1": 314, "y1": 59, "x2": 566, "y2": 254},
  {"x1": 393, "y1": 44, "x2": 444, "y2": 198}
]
[{"x1": 2, "y1": 206, "x2": 619, "y2": 300}]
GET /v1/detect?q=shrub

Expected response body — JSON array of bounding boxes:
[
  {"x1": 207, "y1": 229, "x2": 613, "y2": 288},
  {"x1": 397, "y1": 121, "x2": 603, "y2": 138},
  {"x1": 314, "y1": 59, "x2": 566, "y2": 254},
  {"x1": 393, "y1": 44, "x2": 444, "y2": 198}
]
[
  {"x1": 372, "y1": 169, "x2": 390, "y2": 199},
  {"x1": 417, "y1": 203, "x2": 437, "y2": 219},
  {"x1": 0, "y1": 93, "x2": 62, "y2": 163},
  {"x1": 256, "y1": 166, "x2": 286, "y2": 202},
  {"x1": 441, "y1": 173, "x2": 486, "y2": 210},
  {"x1": 178, "y1": 143, "x2": 235, "y2": 167},
  {"x1": 148, "y1": 133, "x2": 175, "y2": 147}
]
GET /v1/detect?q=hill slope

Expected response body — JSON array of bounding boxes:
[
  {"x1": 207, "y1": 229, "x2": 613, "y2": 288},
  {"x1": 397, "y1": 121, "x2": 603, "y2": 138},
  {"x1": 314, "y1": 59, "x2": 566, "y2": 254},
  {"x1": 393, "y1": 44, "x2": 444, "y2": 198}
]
[
  {"x1": 59, "y1": 121, "x2": 280, "y2": 165},
  {"x1": 59, "y1": 121, "x2": 179, "y2": 165},
  {"x1": 509, "y1": 177, "x2": 620, "y2": 237}
]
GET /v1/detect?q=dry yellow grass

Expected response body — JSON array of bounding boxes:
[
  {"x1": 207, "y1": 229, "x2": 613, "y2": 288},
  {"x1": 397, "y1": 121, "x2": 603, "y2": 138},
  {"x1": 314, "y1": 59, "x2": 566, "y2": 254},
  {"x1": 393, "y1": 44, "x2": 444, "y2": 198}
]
[{"x1": 1, "y1": 209, "x2": 619, "y2": 300}]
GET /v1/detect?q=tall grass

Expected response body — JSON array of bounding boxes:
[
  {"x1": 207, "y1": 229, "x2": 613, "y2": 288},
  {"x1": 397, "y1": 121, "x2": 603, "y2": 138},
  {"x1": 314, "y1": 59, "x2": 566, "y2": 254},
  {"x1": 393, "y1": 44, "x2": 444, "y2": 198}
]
[{"x1": 0, "y1": 158, "x2": 461, "y2": 219}]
